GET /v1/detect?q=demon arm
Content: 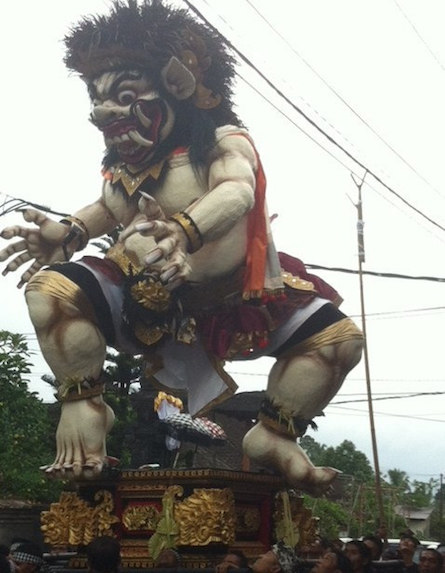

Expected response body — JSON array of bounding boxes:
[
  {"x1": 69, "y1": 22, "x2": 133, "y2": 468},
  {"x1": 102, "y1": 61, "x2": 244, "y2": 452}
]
[
  {"x1": 120, "y1": 131, "x2": 257, "y2": 287},
  {"x1": 0, "y1": 198, "x2": 118, "y2": 287}
]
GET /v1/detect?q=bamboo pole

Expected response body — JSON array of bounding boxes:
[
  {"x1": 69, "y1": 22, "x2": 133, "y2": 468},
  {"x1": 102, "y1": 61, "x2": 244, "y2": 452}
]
[{"x1": 351, "y1": 171, "x2": 386, "y2": 537}]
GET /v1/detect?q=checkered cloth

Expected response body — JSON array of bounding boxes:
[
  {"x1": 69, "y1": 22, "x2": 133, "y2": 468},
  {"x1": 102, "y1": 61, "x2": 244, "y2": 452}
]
[
  {"x1": 272, "y1": 541, "x2": 300, "y2": 573},
  {"x1": 10, "y1": 548, "x2": 44, "y2": 567},
  {"x1": 164, "y1": 413, "x2": 227, "y2": 441}
]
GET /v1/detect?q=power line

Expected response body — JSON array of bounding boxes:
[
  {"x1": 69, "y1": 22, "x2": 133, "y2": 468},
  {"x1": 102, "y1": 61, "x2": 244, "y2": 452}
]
[
  {"x1": 392, "y1": 0, "x2": 445, "y2": 73},
  {"x1": 239, "y1": 64, "x2": 445, "y2": 247},
  {"x1": 332, "y1": 391, "x2": 445, "y2": 405},
  {"x1": 183, "y1": 0, "x2": 445, "y2": 234},
  {"x1": 198, "y1": 2, "x2": 445, "y2": 245},
  {"x1": 327, "y1": 404, "x2": 445, "y2": 424},
  {"x1": 305, "y1": 263, "x2": 445, "y2": 282},
  {"x1": 245, "y1": 0, "x2": 445, "y2": 202}
]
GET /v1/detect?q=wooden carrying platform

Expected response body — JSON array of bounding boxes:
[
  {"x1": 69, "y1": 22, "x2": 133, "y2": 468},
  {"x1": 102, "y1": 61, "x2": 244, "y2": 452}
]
[{"x1": 40, "y1": 469, "x2": 317, "y2": 568}]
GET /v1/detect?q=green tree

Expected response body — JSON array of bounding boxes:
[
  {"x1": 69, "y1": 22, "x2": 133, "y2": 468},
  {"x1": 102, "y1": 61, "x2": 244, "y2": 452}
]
[
  {"x1": 103, "y1": 350, "x2": 142, "y2": 466},
  {"x1": 304, "y1": 496, "x2": 349, "y2": 539},
  {"x1": 386, "y1": 468, "x2": 410, "y2": 492},
  {"x1": 300, "y1": 435, "x2": 327, "y2": 466},
  {"x1": 321, "y1": 440, "x2": 374, "y2": 483},
  {"x1": 405, "y1": 479, "x2": 437, "y2": 510},
  {"x1": 0, "y1": 330, "x2": 63, "y2": 502}
]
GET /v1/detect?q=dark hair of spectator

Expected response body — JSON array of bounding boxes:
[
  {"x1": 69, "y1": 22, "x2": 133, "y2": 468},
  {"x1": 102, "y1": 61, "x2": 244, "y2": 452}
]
[
  {"x1": 346, "y1": 541, "x2": 372, "y2": 561},
  {"x1": 225, "y1": 550, "x2": 248, "y2": 569},
  {"x1": 345, "y1": 540, "x2": 373, "y2": 573},
  {"x1": 399, "y1": 535, "x2": 420, "y2": 546},
  {"x1": 333, "y1": 550, "x2": 354, "y2": 573},
  {"x1": 420, "y1": 549, "x2": 443, "y2": 569},
  {"x1": 363, "y1": 535, "x2": 384, "y2": 559},
  {"x1": 0, "y1": 554, "x2": 11, "y2": 573},
  {"x1": 86, "y1": 537, "x2": 121, "y2": 573}
]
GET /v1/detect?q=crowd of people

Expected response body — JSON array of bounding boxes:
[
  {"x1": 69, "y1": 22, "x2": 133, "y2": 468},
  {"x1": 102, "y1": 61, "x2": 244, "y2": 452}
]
[{"x1": 0, "y1": 533, "x2": 444, "y2": 573}]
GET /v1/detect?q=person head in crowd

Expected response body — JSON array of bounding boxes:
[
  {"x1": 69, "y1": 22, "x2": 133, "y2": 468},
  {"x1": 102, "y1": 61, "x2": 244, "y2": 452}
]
[
  {"x1": 301, "y1": 537, "x2": 331, "y2": 560},
  {"x1": 311, "y1": 549, "x2": 353, "y2": 573},
  {"x1": 398, "y1": 535, "x2": 419, "y2": 567},
  {"x1": 418, "y1": 550, "x2": 443, "y2": 573},
  {"x1": 0, "y1": 554, "x2": 12, "y2": 573},
  {"x1": 251, "y1": 542, "x2": 298, "y2": 573},
  {"x1": 154, "y1": 549, "x2": 181, "y2": 569},
  {"x1": 9, "y1": 542, "x2": 44, "y2": 573},
  {"x1": 215, "y1": 550, "x2": 249, "y2": 572},
  {"x1": 435, "y1": 545, "x2": 445, "y2": 573},
  {"x1": 343, "y1": 540, "x2": 372, "y2": 573},
  {"x1": 381, "y1": 547, "x2": 400, "y2": 561},
  {"x1": 363, "y1": 536, "x2": 383, "y2": 561},
  {"x1": 86, "y1": 537, "x2": 121, "y2": 573}
]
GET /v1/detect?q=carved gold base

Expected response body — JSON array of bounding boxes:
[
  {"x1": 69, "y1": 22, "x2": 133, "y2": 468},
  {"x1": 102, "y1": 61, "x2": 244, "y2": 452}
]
[{"x1": 41, "y1": 469, "x2": 317, "y2": 568}]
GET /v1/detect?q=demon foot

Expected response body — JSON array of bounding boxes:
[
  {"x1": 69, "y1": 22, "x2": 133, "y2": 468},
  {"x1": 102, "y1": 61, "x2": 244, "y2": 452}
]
[
  {"x1": 242, "y1": 421, "x2": 340, "y2": 496},
  {"x1": 40, "y1": 396, "x2": 115, "y2": 480}
]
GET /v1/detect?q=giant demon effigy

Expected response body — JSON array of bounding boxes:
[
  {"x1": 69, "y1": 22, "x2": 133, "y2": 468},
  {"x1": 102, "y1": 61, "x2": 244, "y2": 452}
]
[{"x1": 0, "y1": 0, "x2": 363, "y2": 496}]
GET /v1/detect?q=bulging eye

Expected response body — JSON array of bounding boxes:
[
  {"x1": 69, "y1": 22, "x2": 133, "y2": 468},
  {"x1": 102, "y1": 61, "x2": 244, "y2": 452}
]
[{"x1": 117, "y1": 90, "x2": 137, "y2": 105}]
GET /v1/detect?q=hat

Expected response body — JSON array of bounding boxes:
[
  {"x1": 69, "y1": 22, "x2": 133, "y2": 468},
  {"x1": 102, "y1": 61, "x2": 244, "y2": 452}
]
[
  {"x1": 10, "y1": 543, "x2": 44, "y2": 568},
  {"x1": 272, "y1": 541, "x2": 300, "y2": 573}
]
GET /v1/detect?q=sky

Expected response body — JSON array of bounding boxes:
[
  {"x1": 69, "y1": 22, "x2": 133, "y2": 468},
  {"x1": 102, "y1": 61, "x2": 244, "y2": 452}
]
[{"x1": 0, "y1": 0, "x2": 444, "y2": 485}]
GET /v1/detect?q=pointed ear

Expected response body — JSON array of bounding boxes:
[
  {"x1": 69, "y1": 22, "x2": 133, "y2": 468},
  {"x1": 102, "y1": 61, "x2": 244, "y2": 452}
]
[{"x1": 161, "y1": 56, "x2": 196, "y2": 100}]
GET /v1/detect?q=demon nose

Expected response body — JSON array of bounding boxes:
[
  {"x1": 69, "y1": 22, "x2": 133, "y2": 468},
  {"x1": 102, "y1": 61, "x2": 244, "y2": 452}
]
[{"x1": 90, "y1": 104, "x2": 122, "y2": 125}]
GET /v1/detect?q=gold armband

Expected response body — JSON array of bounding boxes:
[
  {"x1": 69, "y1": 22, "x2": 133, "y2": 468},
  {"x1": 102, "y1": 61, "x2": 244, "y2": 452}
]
[
  {"x1": 60, "y1": 215, "x2": 90, "y2": 258},
  {"x1": 170, "y1": 211, "x2": 203, "y2": 253}
]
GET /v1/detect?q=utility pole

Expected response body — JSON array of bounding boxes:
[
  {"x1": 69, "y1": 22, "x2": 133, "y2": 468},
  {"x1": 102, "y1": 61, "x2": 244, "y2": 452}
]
[
  {"x1": 440, "y1": 473, "x2": 443, "y2": 531},
  {"x1": 351, "y1": 171, "x2": 386, "y2": 537}
]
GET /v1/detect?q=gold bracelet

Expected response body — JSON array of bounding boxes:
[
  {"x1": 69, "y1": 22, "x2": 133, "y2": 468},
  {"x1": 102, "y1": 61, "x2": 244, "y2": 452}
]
[
  {"x1": 60, "y1": 215, "x2": 90, "y2": 252},
  {"x1": 170, "y1": 211, "x2": 203, "y2": 253}
]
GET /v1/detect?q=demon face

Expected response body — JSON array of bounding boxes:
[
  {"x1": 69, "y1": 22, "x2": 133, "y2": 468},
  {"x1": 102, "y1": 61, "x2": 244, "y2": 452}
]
[{"x1": 89, "y1": 69, "x2": 176, "y2": 167}]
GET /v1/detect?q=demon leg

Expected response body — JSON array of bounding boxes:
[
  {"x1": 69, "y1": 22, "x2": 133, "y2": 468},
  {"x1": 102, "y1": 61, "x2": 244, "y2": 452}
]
[
  {"x1": 243, "y1": 321, "x2": 363, "y2": 496},
  {"x1": 25, "y1": 271, "x2": 114, "y2": 480}
]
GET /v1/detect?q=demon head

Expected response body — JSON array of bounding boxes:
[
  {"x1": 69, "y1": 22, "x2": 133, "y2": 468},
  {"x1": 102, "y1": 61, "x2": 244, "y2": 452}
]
[{"x1": 64, "y1": 0, "x2": 242, "y2": 169}]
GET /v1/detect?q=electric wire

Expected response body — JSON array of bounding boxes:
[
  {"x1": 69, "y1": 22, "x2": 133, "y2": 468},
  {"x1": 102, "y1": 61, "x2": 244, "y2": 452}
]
[
  {"x1": 183, "y1": 0, "x2": 445, "y2": 233},
  {"x1": 239, "y1": 64, "x2": 445, "y2": 246},
  {"x1": 305, "y1": 263, "x2": 445, "y2": 282},
  {"x1": 327, "y1": 404, "x2": 445, "y2": 424},
  {"x1": 245, "y1": 0, "x2": 445, "y2": 201},
  {"x1": 200, "y1": 0, "x2": 445, "y2": 240},
  {"x1": 392, "y1": 0, "x2": 445, "y2": 73}
]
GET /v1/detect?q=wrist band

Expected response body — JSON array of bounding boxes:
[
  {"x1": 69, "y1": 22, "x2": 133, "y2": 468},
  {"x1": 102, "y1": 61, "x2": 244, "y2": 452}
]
[
  {"x1": 60, "y1": 216, "x2": 90, "y2": 258},
  {"x1": 170, "y1": 211, "x2": 203, "y2": 253}
]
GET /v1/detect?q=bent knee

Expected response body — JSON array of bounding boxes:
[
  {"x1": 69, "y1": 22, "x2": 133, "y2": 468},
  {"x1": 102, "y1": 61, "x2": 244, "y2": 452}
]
[{"x1": 319, "y1": 337, "x2": 363, "y2": 372}]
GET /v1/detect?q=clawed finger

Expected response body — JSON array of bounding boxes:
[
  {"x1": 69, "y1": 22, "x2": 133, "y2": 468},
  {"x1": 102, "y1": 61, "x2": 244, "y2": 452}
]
[
  {"x1": 0, "y1": 239, "x2": 28, "y2": 263},
  {"x1": 22, "y1": 208, "x2": 50, "y2": 226},
  {"x1": 1, "y1": 225, "x2": 31, "y2": 241},
  {"x1": 144, "y1": 247, "x2": 163, "y2": 265},
  {"x1": 138, "y1": 191, "x2": 166, "y2": 220},
  {"x1": 17, "y1": 261, "x2": 43, "y2": 288},
  {"x1": 2, "y1": 251, "x2": 32, "y2": 275}
]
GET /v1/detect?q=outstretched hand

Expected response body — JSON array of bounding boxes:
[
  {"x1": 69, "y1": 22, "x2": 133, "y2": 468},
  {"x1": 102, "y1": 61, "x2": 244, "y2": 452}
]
[
  {"x1": 0, "y1": 208, "x2": 69, "y2": 287},
  {"x1": 119, "y1": 192, "x2": 191, "y2": 289}
]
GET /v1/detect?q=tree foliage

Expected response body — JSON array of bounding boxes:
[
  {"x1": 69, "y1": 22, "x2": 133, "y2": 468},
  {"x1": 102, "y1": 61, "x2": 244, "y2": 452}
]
[
  {"x1": 103, "y1": 350, "x2": 142, "y2": 466},
  {"x1": 0, "y1": 330, "x2": 63, "y2": 502},
  {"x1": 300, "y1": 436, "x2": 374, "y2": 483}
]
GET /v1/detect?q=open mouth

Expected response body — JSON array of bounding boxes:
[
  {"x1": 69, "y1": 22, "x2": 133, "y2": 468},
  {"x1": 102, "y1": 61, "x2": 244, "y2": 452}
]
[{"x1": 100, "y1": 99, "x2": 166, "y2": 165}]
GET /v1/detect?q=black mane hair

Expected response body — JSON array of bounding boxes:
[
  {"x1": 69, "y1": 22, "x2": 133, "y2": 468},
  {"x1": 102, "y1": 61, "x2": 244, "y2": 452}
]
[{"x1": 64, "y1": 0, "x2": 244, "y2": 169}]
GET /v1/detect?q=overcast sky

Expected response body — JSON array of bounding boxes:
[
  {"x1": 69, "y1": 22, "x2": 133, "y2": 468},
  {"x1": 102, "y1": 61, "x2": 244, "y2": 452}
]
[{"x1": 1, "y1": 0, "x2": 444, "y2": 484}]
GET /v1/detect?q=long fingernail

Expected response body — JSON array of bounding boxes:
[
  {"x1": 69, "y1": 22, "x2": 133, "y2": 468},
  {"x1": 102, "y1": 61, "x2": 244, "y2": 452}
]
[
  {"x1": 160, "y1": 267, "x2": 177, "y2": 282},
  {"x1": 139, "y1": 191, "x2": 156, "y2": 202},
  {"x1": 145, "y1": 249, "x2": 163, "y2": 264},
  {"x1": 135, "y1": 222, "x2": 155, "y2": 232}
]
